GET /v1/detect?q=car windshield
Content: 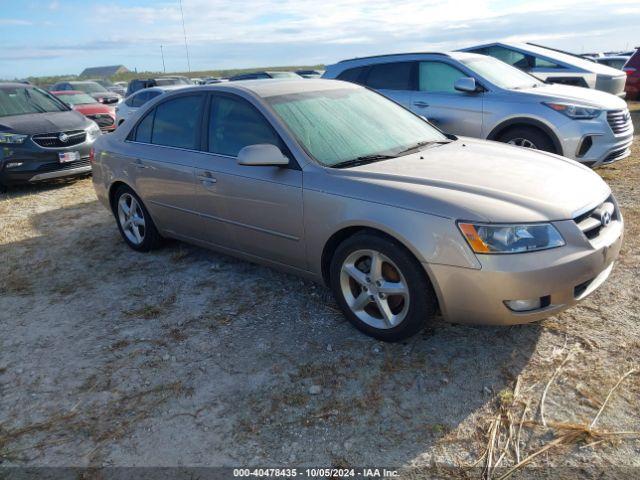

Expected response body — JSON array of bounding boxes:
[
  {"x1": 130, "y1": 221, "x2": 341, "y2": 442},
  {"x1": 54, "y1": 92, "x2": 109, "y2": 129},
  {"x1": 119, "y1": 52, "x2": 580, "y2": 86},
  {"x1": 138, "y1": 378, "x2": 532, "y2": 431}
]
[
  {"x1": 74, "y1": 82, "x2": 108, "y2": 94},
  {"x1": 0, "y1": 86, "x2": 68, "y2": 117},
  {"x1": 461, "y1": 56, "x2": 542, "y2": 90},
  {"x1": 267, "y1": 87, "x2": 447, "y2": 167},
  {"x1": 58, "y1": 92, "x2": 97, "y2": 105}
]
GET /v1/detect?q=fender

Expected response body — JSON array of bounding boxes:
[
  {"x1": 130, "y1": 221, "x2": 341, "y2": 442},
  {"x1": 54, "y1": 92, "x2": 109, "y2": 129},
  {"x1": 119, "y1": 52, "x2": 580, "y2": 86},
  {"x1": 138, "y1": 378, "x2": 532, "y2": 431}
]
[{"x1": 486, "y1": 117, "x2": 563, "y2": 156}]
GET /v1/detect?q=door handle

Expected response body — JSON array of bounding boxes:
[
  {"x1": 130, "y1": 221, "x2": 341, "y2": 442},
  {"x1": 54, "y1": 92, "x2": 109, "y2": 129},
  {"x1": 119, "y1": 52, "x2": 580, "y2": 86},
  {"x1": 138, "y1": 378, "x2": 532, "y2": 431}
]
[
  {"x1": 133, "y1": 158, "x2": 149, "y2": 169},
  {"x1": 413, "y1": 101, "x2": 429, "y2": 108},
  {"x1": 197, "y1": 172, "x2": 217, "y2": 185}
]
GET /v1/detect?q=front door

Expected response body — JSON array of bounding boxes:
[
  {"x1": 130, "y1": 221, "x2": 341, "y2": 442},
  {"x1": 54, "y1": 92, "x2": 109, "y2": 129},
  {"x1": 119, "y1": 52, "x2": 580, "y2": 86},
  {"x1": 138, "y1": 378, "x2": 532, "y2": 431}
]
[
  {"x1": 196, "y1": 93, "x2": 306, "y2": 269},
  {"x1": 412, "y1": 61, "x2": 484, "y2": 138}
]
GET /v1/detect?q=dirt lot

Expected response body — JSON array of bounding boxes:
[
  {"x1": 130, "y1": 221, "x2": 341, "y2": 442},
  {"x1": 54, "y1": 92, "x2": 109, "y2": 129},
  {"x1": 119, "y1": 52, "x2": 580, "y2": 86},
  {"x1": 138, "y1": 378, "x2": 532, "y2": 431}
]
[{"x1": 1, "y1": 105, "x2": 639, "y2": 478}]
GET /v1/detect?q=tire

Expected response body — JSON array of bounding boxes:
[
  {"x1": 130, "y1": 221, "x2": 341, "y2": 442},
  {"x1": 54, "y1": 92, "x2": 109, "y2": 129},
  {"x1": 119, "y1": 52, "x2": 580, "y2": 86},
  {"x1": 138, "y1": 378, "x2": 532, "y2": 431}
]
[
  {"x1": 329, "y1": 232, "x2": 438, "y2": 342},
  {"x1": 498, "y1": 126, "x2": 556, "y2": 153},
  {"x1": 112, "y1": 185, "x2": 161, "y2": 252}
]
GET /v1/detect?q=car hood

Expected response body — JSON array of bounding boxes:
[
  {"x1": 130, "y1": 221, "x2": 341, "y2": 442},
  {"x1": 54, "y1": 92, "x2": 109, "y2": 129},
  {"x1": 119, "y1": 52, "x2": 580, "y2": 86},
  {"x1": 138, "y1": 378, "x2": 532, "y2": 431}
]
[
  {"x1": 0, "y1": 110, "x2": 91, "y2": 135},
  {"x1": 517, "y1": 83, "x2": 627, "y2": 109},
  {"x1": 328, "y1": 138, "x2": 610, "y2": 223}
]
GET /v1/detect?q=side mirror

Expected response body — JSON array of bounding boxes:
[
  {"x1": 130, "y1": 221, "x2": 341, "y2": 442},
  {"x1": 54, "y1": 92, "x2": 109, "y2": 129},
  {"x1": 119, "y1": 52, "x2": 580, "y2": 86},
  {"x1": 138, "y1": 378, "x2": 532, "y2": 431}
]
[
  {"x1": 237, "y1": 144, "x2": 289, "y2": 167},
  {"x1": 454, "y1": 77, "x2": 480, "y2": 93}
]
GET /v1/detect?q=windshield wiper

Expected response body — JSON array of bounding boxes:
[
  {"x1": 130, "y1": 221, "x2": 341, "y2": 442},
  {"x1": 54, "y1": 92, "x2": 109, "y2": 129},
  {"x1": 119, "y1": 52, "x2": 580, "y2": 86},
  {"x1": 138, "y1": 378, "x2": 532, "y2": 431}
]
[
  {"x1": 332, "y1": 154, "x2": 396, "y2": 169},
  {"x1": 397, "y1": 140, "x2": 451, "y2": 156}
]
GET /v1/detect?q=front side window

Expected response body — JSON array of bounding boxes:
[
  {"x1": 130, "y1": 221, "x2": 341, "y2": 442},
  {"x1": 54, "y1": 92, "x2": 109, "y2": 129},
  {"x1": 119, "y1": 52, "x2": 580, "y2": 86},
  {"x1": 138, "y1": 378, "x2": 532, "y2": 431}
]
[
  {"x1": 0, "y1": 86, "x2": 68, "y2": 117},
  {"x1": 208, "y1": 95, "x2": 283, "y2": 156},
  {"x1": 365, "y1": 62, "x2": 414, "y2": 91},
  {"x1": 151, "y1": 95, "x2": 203, "y2": 149},
  {"x1": 461, "y1": 56, "x2": 542, "y2": 90},
  {"x1": 267, "y1": 87, "x2": 446, "y2": 167},
  {"x1": 418, "y1": 62, "x2": 466, "y2": 93}
]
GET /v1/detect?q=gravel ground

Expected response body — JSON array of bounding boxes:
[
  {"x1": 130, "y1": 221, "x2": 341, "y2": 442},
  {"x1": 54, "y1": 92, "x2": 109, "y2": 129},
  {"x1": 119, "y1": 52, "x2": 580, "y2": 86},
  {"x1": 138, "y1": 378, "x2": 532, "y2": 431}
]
[{"x1": 1, "y1": 104, "x2": 639, "y2": 478}]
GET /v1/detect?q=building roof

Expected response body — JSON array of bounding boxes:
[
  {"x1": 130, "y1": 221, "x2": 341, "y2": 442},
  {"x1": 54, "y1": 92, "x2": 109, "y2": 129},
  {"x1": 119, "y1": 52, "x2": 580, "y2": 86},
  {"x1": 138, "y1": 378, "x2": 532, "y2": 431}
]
[{"x1": 80, "y1": 65, "x2": 129, "y2": 78}]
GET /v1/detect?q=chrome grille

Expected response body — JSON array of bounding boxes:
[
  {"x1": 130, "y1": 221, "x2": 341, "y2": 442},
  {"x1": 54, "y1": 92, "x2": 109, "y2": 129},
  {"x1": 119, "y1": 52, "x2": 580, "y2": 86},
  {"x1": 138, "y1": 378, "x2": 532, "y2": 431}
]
[
  {"x1": 32, "y1": 130, "x2": 86, "y2": 148},
  {"x1": 573, "y1": 196, "x2": 618, "y2": 240},
  {"x1": 606, "y1": 109, "x2": 632, "y2": 135}
]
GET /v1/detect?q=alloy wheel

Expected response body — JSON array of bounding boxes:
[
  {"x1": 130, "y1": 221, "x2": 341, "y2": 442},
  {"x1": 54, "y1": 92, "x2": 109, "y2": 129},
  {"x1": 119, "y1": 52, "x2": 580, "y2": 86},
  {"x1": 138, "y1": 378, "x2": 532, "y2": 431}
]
[
  {"x1": 339, "y1": 249, "x2": 410, "y2": 329},
  {"x1": 507, "y1": 137, "x2": 537, "y2": 149},
  {"x1": 117, "y1": 193, "x2": 146, "y2": 245}
]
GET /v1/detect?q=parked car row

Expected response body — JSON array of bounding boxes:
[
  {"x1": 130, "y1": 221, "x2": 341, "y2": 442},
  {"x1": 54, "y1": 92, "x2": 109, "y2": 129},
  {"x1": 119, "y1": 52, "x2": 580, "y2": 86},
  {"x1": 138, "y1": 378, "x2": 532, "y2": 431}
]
[{"x1": 1, "y1": 42, "x2": 635, "y2": 195}]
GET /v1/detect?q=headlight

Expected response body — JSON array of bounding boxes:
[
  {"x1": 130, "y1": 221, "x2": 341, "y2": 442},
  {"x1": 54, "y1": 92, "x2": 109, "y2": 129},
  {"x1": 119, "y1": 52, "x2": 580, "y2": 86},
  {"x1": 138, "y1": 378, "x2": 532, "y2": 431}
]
[
  {"x1": 543, "y1": 102, "x2": 601, "y2": 119},
  {"x1": 458, "y1": 222, "x2": 565, "y2": 254},
  {"x1": 87, "y1": 123, "x2": 101, "y2": 139},
  {"x1": 0, "y1": 132, "x2": 28, "y2": 144}
]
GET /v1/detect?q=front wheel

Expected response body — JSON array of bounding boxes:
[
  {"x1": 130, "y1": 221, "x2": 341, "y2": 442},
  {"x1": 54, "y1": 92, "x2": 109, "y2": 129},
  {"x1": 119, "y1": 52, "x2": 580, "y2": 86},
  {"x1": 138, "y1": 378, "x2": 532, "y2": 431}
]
[
  {"x1": 113, "y1": 185, "x2": 161, "y2": 252},
  {"x1": 329, "y1": 232, "x2": 438, "y2": 342},
  {"x1": 498, "y1": 126, "x2": 556, "y2": 153}
]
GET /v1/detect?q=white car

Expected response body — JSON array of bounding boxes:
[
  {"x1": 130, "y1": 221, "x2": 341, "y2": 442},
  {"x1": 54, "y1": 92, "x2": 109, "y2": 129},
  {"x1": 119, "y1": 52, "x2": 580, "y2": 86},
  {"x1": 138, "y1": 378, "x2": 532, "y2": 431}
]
[
  {"x1": 460, "y1": 42, "x2": 627, "y2": 97},
  {"x1": 115, "y1": 85, "x2": 188, "y2": 126}
]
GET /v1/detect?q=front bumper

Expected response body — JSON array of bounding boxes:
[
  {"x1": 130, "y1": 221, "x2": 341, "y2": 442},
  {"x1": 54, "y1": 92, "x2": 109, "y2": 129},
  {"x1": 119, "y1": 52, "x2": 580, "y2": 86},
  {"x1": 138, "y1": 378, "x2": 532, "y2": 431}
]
[
  {"x1": 557, "y1": 110, "x2": 634, "y2": 167},
  {"x1": 427, "y1": 217, "x2": 623, "y2": 325},
  {"x1": 0, "y1": 138, "x2": 95, "y2": 186}
]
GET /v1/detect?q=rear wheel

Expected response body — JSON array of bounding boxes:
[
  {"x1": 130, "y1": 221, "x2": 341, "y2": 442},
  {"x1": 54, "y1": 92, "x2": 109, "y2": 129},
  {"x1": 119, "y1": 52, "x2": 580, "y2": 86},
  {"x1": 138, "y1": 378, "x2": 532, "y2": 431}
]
[
  {"x1": 498, "y1": 126, "x2": 556, "y2": 153},
  {"x1": 329, "y1": 232, "x2": 437, "y2": 342},
  {"x1": 113, "y1": 185, "x2": 161, "y2": 252}
]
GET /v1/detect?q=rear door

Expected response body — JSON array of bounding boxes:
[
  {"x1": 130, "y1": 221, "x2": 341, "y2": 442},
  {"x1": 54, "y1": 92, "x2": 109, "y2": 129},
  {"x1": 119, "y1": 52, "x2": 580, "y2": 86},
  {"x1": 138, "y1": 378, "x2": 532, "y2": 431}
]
[
  {"x1": 362, "y1": 61, "x2": 416, "y2": 109},
  {"x1": 412, "y1": 61, "x2": 484, "y2": 137},
  {"x1": 125, "y1": 92, "x2": 207, "y2": 241},
  {"x1": 194, "y1": 92, "x2": 306, "y2": 269}
]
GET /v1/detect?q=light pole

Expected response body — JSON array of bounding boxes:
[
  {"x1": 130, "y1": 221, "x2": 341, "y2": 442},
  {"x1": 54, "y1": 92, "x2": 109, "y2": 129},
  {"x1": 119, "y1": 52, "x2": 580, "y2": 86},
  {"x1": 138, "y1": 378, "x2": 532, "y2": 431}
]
[
  {"x1": 178, "y1": 0, "x2": 191, "y2": 72},
  {"x1": 160, "y1": 45, "x2": 166, "y2": 73}
]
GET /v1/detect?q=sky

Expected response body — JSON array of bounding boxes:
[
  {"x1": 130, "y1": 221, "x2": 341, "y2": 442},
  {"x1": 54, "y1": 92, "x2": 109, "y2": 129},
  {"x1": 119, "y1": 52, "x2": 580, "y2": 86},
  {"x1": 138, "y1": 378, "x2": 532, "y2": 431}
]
[{"x1": 1, "y1": 0, "x2": 639, "y2": 78}]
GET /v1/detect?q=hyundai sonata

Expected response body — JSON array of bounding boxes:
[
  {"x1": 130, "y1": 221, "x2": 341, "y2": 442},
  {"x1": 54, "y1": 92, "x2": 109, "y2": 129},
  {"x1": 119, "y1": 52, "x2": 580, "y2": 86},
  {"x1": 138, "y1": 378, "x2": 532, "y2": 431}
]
[{"x1": 91, "y1": 80, "x2": 622, "y2": 341}]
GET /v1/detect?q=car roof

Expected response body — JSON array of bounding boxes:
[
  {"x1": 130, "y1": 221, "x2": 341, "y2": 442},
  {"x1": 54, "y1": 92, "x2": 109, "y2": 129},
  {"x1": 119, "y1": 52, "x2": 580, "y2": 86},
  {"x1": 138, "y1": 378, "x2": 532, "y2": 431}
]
[
  {"x1": 332, "y1": 51, "x2": 482, "y2": 66},
  {"x1": 164, "y1": 79, "x2": 359, "y2": 99},
  {"x1": 0, "y1": 82, "x2": 37, "y2": 89},
  {"x1": 143, "y1": 85, "x2": 190, "y2": 93},
  {"x1": 51, "y1": 90, "x2": 90, "y2": 95}
]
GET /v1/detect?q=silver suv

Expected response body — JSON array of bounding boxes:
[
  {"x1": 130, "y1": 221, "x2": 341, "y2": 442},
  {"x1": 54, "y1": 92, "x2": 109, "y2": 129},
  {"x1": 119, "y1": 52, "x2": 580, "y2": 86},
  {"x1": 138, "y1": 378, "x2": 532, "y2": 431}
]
[{"x1": 323, "y1": 52, "x2": 633, "y2": 167}]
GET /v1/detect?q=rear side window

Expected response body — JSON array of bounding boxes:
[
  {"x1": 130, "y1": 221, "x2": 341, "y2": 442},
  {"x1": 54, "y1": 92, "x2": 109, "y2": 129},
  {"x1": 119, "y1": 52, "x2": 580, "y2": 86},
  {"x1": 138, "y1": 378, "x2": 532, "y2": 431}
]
[
  {"x1": 365, "y1": 62, "x2": 414, "y2": 90},
  {"x1": 151, "y1": 95, "x2": 204, "y2": 149},
  {"x1": 419, "y1": 62, "x2": 467, "y2": 93},
  {"x1": 208, "y1": 95, "x2": 283, "y2": 157},
  {"x1": 134, "y1": 110, "x2": 154, "y2": 143},
  {"x1": 336, "y1": 66, "x2": 367, "y2": 84}
]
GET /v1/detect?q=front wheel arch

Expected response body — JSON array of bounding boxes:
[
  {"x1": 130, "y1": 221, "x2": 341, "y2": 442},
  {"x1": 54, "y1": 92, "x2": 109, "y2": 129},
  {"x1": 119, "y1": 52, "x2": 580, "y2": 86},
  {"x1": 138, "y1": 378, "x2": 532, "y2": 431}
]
[
  {"x1": 487, "y1": 118, "x2": 562, "y2": 155},
  {"x1": 321, "y1": 226, "x2": 440, "y2": 310}
]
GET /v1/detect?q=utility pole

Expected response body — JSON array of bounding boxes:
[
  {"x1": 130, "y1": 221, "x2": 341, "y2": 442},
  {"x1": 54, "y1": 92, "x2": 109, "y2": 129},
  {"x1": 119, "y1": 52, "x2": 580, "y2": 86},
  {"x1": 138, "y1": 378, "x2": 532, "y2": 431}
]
[
  {"x1": 178, "y1": 0, "x2": 191, "y2": 72},
  {"x1": 160, "y1": 45, "x2": 166, "y2": 73}
]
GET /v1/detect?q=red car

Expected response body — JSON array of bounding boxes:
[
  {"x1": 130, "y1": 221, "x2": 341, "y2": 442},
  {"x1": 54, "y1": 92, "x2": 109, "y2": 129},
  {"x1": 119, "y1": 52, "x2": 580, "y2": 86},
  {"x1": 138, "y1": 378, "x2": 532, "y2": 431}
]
[
  {"x1": 51, "y1": 90, "x2": 116, "y2": 132},
  {"x1": 624, "y1": 48, "x2": 640, "y2": 100}
]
